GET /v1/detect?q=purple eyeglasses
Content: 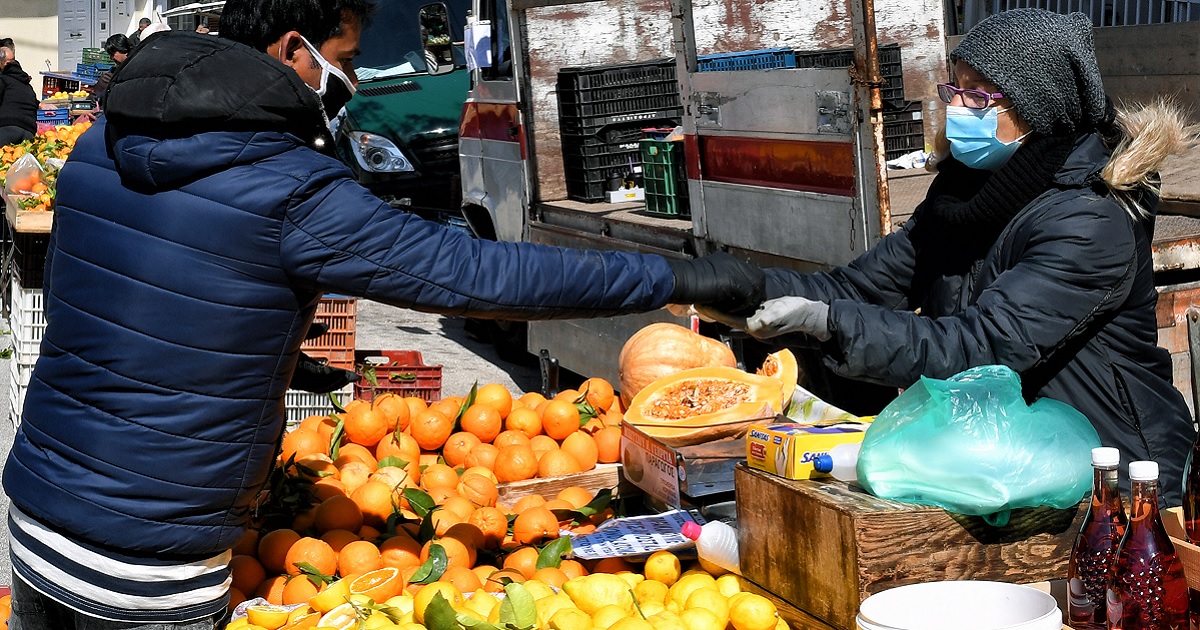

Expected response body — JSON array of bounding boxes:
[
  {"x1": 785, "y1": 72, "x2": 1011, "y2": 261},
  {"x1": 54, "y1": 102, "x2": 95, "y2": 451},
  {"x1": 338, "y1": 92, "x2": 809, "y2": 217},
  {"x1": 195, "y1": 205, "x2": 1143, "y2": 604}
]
[{"x1": 936, "y1": 83, "x2": 1005, "y2": 109}]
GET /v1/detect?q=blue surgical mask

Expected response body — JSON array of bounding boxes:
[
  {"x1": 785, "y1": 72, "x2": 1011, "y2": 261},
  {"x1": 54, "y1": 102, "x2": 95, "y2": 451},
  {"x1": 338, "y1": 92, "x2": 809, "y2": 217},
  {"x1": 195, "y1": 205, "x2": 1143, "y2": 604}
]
[{"x1": 945, "y1": 105, "x2": 1031, "y2": 170}]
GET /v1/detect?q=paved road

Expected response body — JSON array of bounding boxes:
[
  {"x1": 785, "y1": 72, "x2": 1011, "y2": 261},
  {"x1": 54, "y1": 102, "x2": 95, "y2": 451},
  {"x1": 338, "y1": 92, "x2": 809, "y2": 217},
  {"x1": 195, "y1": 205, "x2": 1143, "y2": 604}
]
[{"x1": 0, "y1": 299, "x2": 545, "y2": 588}]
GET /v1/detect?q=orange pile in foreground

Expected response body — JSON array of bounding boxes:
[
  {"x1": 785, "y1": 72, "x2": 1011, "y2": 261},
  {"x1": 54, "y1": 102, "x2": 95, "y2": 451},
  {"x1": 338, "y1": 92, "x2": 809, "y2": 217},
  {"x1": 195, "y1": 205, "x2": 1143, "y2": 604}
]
[{"x1": 226, "y1": 547, "x2": 792, "y2": 630}]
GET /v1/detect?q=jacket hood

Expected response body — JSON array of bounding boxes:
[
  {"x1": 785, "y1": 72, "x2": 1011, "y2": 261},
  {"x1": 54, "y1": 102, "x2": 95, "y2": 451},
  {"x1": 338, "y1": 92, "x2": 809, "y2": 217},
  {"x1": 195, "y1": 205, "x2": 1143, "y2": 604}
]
[
  {"x1": 1053, "y1": 134, "x2": 1109, "y2": 188},
  {"x1": 2, "y1": 60, "x2": 31, "y2": 84},
  {"x1": 102, "y1": 31, "x2": 332, "y2": 191}
]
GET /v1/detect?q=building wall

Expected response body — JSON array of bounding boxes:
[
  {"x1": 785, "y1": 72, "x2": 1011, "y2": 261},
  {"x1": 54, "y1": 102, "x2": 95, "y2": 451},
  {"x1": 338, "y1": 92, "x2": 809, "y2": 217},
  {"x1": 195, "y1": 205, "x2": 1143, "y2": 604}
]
[
  {"x1": 0, "y1": 0, "x2": 61, "y2": 77},
  {"x1": 522, "y1": 0, "x2": 947, "y2": 200}
]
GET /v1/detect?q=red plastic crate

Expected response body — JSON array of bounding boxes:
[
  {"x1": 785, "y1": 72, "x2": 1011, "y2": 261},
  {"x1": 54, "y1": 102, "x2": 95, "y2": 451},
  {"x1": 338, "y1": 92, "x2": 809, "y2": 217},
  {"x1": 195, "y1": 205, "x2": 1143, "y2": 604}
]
[
  {"x1": 354, "y1": 349, "x2": 443, "y2": 403},
  {"x1": 301, "y1": 297, "x2": 357, "y2": 369}
]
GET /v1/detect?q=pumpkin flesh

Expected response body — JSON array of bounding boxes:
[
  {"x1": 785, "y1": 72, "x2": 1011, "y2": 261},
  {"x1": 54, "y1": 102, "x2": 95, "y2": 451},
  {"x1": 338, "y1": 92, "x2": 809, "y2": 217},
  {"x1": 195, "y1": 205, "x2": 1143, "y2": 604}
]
[
  {"x1": 756, "y1": 349, "x2": 800, "y2": 411},
  {"x1": 625, "y1": 367, "x2": 783, "y2": 447}
]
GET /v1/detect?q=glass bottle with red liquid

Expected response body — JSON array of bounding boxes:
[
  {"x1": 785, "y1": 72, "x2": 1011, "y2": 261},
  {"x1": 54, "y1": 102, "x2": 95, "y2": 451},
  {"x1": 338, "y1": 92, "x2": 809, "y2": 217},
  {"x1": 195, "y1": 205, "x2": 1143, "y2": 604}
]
[
  {"x1": 1106, "y1": 460, "x2": 1189, "y2": 629},
  {"x1": 1183, "y1": 443, "x2": 1200, "y2": 627},
  {"x1": 1068, "y1": 447, "x2": 1127, "y2": 629}
]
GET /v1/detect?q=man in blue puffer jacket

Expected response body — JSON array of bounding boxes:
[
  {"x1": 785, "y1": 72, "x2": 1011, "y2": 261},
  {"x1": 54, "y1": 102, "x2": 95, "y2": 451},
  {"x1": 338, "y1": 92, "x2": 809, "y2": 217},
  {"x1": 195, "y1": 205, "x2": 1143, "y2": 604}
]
[{"x1": 0, "y1": 1, "x2": 763, "y2": 626}]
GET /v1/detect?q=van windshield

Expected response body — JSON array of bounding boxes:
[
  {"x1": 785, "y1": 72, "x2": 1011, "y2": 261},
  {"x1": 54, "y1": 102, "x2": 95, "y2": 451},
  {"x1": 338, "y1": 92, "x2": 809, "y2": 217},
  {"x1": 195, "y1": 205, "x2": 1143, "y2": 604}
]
[{"x1": 355, "y1": 0, "x2": 467, "y2": 82}]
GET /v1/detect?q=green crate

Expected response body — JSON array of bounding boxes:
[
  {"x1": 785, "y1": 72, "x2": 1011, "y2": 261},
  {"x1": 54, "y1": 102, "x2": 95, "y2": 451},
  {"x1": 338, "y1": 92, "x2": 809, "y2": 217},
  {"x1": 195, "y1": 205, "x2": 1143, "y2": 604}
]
[
  {"x1": 82, "y1": 48, "x2": 112, "y2": 64},
  {"x1": 640, "y1": 139, "x2": 690, "y2": 217}
]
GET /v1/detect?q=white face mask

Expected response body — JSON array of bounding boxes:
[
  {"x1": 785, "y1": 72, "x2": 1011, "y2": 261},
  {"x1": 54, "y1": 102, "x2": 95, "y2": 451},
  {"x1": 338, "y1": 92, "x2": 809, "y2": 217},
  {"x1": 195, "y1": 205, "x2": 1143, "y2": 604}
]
[{"x1": 297, "y1": 35, "x2": 356, "y2": 119}]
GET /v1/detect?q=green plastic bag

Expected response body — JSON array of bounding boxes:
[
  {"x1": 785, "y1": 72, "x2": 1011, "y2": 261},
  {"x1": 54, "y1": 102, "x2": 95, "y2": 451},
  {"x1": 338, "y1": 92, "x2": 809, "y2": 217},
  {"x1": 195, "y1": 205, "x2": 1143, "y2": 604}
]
[{"x1": 858, "y1": 365, "x2": 1100, "y2": 526}]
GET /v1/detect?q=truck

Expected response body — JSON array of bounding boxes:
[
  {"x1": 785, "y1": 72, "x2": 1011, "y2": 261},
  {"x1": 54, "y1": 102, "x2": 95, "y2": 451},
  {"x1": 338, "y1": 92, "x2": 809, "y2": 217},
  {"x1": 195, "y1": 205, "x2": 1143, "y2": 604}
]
[
  {"x1": 451, "y1": 0, "x2": 1200, "y2": 416},
  {"x1": 332, "y1": 0, "x2": 472, "y2": 222}
]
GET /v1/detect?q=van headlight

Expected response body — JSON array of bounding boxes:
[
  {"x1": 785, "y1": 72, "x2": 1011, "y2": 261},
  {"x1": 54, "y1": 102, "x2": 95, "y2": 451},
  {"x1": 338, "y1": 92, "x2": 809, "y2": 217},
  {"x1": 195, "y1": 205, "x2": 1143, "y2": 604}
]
[{"x1": 346, "y1": 131, "x2": 415, "y2": 173}]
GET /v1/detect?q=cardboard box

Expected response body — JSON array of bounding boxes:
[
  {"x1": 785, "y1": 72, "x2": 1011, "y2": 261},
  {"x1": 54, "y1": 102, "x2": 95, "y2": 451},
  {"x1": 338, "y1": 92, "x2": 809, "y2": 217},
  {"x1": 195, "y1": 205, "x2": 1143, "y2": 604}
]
[
  {"x1": 746, "y1": 420, "x2": 871, "y2": 480},
  {"x1": 735, "y1": 464, "x2": 1084, "y2": 630},
  {"x1": 1162, "y1": 507, "x2": 1200, "y2": 591},
  {"x1": 620, "y1": 422, "x2": 755, "y2": 508}
]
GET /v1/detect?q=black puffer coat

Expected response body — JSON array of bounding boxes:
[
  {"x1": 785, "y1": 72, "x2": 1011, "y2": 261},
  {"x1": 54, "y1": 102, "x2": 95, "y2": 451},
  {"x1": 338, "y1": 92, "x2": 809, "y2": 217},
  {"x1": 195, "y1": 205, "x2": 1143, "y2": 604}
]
[
  {"x1": 765, "y1": 134, "x2": 1195, "y2": 504},
  {"x1": 0, "y1": 60, "x2": 37, "y2": 133}
]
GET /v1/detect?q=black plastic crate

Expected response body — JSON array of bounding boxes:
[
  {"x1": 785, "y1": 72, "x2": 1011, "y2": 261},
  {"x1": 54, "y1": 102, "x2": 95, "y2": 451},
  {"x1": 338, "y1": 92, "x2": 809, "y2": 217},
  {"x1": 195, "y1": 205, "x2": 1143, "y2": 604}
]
[
  {"x1": 884, "y1": 100, "x2": 923, "y2": 123},
  {"x1": 557, "y1": 59, "x2": 676, "y2": 93},
  {"x1": 560, "y1": 107, "x2": 685, "y2": 138},
  {"x1": 565, "y1": 178, "x2": 609, "y2": 203},
  {"x1": 12, "y1": 232, "x2": 49, "y2": 289},
  {"x1": 562, "y1": 138, "x2": 642, "y2": 157},
  {"x1": 563, "y1": 147, "x2": 643, "y2": 174},
  {"x1": 883, "y1": 117, "x2": 924, "y2": 161},
  {"x1": 793, "y1": 43, "x2": 905, "y2": 109},
  {"x1": 558, "y1": 91, "x2": 682, "y2": 119},
  {"x1": 565, "y1": 120, "x2": 682, "y2": 147},
  {"x1": 557, "y1": 78, "x2": 678, "y2": 107}
]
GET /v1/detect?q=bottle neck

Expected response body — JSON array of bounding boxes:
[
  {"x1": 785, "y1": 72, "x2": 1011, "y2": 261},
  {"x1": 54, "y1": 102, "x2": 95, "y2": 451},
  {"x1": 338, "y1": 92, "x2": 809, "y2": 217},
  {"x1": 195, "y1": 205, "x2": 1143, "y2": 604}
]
[{"x1": 1095, "y1": 466, "x2": 1120, "y2": 497}]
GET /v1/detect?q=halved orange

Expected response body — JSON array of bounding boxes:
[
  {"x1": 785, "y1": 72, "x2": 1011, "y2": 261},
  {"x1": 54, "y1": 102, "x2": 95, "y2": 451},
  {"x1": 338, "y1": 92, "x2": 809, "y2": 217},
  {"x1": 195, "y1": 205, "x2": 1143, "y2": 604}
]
[{"x1": 349, "y1": 566, "x2": 404, "y2": 602}]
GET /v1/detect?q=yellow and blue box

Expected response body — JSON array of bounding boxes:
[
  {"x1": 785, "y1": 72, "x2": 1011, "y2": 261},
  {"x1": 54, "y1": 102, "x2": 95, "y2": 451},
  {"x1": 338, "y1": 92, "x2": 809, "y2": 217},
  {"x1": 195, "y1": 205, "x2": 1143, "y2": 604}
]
[{"x1": 745, "y1": 420, "x2": 872, "y2": 480}]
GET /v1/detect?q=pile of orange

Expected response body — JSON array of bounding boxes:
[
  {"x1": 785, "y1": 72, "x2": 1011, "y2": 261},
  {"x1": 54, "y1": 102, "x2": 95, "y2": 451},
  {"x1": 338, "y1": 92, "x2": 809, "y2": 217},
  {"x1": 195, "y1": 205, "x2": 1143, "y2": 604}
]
[
  {"x1": 0, "y1": 592, "x2": 9, "y2": 630},
  {"x1": 230, "y1": 378, "x2": 630, "y2": 613},
  {"x1": 0, "y1": 120, "x2": 93, "y2": 213}
]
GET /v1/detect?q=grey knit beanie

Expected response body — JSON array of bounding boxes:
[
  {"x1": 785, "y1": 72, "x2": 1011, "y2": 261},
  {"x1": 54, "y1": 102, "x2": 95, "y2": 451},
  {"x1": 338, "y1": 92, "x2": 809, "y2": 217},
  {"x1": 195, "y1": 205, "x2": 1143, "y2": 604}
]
[{"x1": 950, "y1": 9, "x2": 1106, "y2": 136}]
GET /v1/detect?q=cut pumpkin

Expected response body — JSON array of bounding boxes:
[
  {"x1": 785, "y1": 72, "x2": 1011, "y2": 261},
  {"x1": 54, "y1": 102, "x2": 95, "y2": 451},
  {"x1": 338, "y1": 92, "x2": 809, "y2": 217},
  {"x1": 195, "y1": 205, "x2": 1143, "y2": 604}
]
[
  {"x1": 617, "y1": 323, "x2": 737, "y2": 406},
  {"x1": 624, "y1": 366, "x2": 783, "y2": 447},
  {"x1": 757, "y1": 349, "x2": 799, "y2": 410}
]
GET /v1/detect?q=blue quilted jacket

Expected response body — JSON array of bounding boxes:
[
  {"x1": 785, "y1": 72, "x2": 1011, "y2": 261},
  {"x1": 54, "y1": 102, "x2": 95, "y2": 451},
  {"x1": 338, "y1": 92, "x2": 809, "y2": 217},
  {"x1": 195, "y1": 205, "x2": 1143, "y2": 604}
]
[{"x1": 2, "y1": 32, "x2": 674, "y2": 556}]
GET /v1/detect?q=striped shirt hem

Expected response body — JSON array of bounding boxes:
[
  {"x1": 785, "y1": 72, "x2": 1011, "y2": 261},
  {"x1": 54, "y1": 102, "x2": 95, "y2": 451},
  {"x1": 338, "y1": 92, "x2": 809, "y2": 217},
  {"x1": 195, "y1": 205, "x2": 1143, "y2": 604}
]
[{"x1": 9, "y1": 506, "x2": 232, "y2": 623}]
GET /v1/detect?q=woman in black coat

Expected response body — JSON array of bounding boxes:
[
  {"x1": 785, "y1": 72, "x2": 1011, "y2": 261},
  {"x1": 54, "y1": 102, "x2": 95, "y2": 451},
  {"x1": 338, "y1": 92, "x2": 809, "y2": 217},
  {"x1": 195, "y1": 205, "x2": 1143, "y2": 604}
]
[
  {"x1": 726, "y1": 9, "x2": 1198, "y2": 503},
  {"x1": 0, "y1": 46, "x2": 37, "y2": 146}
]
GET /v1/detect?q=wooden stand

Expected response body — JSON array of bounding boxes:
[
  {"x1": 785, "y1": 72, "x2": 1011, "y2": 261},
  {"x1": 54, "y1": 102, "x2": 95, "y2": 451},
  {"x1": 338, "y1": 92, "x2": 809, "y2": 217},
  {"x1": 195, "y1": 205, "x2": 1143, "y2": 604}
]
[
  {"x1": 495, "y1": 463, "x2": 636, "y2": 508},
  {"x1": 5, "y1": 205, "x2": 52, "y2": 234},
  {"x1": 734, "y1": 465, "x2": 1084, "y2": 630}
]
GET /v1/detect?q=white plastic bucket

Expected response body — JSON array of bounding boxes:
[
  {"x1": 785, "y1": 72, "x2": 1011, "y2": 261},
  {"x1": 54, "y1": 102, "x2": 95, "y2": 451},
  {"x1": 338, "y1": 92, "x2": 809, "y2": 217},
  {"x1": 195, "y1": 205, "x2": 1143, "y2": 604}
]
[{"x1": 856, "y1": 581, "x2": 1061, "y2": 630}]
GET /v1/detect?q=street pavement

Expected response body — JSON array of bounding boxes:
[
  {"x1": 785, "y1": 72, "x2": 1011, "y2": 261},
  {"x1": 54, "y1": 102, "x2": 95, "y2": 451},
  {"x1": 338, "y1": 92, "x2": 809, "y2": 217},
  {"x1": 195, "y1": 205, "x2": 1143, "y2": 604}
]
[{"x1": 0, "y1": 299, "x2": 543, "y2": 588}]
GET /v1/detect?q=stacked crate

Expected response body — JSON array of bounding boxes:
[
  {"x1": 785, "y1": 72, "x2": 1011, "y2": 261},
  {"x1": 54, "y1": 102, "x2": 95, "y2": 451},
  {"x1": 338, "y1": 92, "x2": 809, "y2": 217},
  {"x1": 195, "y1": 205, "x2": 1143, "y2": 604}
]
[
  {"x1": 354, "y1": 350, "x2": 443, "y2": 403},
  {"x1": 8, "y1": 278, "x2": 44, "y2": 426},
  {"x1": 300, "y1": 296, "x2": 357, "y2": 370},
  {"x1": 640, "y1": 136, "x2": 689, "y2": 218},
  {"x1": 557, "y1": 59, "x2": 683, "y2": 202}
]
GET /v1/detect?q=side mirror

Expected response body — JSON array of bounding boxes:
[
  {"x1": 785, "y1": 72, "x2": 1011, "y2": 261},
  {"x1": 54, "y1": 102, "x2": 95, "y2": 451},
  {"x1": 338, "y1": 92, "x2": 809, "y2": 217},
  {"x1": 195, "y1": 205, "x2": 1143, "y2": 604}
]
[{"x1": 419, "y1": 2, "x2": 455, "y2": 76}]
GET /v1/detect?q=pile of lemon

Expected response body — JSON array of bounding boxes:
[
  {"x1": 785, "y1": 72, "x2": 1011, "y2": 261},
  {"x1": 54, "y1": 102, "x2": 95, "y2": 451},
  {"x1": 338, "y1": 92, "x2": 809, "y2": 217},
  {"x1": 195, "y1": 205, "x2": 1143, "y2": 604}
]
[
  {"x1": 47, "y1": 90, "x2": 90, "y2": 100},
  {"x1": 225, "y1": 549, "x2": 788, "y2": 630}
]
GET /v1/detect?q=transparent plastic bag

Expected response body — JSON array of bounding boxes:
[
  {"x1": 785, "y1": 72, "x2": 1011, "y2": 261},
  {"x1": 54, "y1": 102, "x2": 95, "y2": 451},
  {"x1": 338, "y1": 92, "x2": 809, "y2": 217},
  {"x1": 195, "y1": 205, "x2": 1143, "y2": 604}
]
[
  {"x1": 858, "y1": 365, "x2": 1100, "y2": 526},
  {"x1": 3, "y1": 152, "x2": 51, "y2": 215}
]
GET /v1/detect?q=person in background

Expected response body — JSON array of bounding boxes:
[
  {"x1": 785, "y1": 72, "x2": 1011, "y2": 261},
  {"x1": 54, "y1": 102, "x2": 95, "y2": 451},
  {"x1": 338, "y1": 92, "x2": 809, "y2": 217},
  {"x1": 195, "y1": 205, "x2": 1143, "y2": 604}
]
[
  {"x1": 196, "y1": 22, "x2": 211, "y2": 34},
  {"x1": 0, "y1": 41, "x2": 37, "y2": 146},
  {"x1": 0, "y1": 0, "x2": 762, "y2": 627},
  {"x1": 92, "y1": 33, "x2": 131, "y2": 108},
  {"x1": 711, "y1": 9, "x2": 1198, "y2": 505},
  {"x1": 129, "y1": 17, "x2": 152, "y2": 47}
]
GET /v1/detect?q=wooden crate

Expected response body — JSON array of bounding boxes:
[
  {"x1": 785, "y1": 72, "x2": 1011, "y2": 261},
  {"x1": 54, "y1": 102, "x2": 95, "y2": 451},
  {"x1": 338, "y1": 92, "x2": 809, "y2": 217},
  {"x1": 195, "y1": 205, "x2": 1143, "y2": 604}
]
[
  {"x1": 734, "y1": 465, "x2": 1084, "y2": 630},
  {"x1": 5, "y1": 205, "x2": 52, "y2": 234},
  {"x1": 495, "y1": 463, "x2": 637, "y2": 508}
]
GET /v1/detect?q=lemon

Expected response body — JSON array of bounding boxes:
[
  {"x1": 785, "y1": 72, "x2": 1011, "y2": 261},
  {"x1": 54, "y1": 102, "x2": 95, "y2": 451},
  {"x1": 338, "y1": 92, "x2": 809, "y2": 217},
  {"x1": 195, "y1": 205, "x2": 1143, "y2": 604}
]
[
  {"x1": 643, "y1": 551, "x2": 682, "y2": 587},
  {"x1": 637, "y1": 600, "x2": 665, "y2": 618},
  {"x1": 647, "y1": 613, "x2": 685, "y2": 630},
  {"x1": 617, "y1": 572, "x2": 645, "y2": 588},
  {"x1": 247, "y1": 604, "x2": 292, "y2": 630},
  {"x1": 609, "y1": 617, "x2": 655, "y2": 630},
  {"x1": 226, "y1": 618, "x2": 251, "y2": 630},
  {"x1": 455, "y1": 606, "x2": 487, "y2": 622},
  {"x1": 535, "y1": 592, "x2": 576, "y2": 627},
  {"x1": 664, "y1": 599, "x2": 681, "y2": 614},
  {"x1": 462, "y1": 590, "x2": 499, "y2": 618},
  {"x1": 562, "y1": 573, "x2": 635, "y2": 614},
  {"x1": 680, "y1": 607, "x2": 724, "y2": 630},
  {"x1": 413, "y1": 581, "x2": 464, "y2": 624},
  {"x1": 317, "y1": 602, "x2": 360, "y2": 630},
  {"x1": 284, "y1": 610, "x2": 322, "y2": 629},
  {"x1": 668, "y1": 573, "x2": 717, "y2": 608},
  {"x1": 310, "y1": 577, "x2": 353, "y2": 613},
  {"x1": 523, "y1": 578, "x2": 556, "y2": 601},
  {"x1": 715, "y1": 574, "x2": 741, "y2": 598},
  {"x1": 774, "y1": 617, "x2": 790, "y2": 630},
  {"x1": 633, "y1": 579, "x2": 669, "y2": 605},
  {"x1": 549, "y1": 607, "x2": 594, "y2": 630},
  {"x1": 591, "y1": 603, "x2": 630, "y2": 629},
  {"x1": 696, "y1": 557, "x2": 730, "y2": 577},
  {"x1": 363, "y1": 612, "x2": 397, "y2": 629},
  {"x1": 383, "y1": 594, "x2": 415, "y2": 617},
  {"x1": 685, "y1": 588, "x2": 729, "y2": 627},
  {"x1": 729, "y1": 593, "x2": 778, "y2": 630},
  {"x1": 728, "y1": 592, "x2": 751, "y2": 609}
]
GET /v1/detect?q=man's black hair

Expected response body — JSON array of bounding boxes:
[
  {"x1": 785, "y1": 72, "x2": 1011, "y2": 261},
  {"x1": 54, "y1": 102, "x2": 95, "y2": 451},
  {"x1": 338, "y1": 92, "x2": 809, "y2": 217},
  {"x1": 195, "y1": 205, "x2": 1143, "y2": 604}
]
[
  {"x1": 0, "y1": 38, "x2": 13, "y2": 51},
  {"x1": 139, "y1": 17, "x2": 152, "y2": 27},
  {"x1": 104, "y1": 33, "x2": 132, "y2": 57},
  {"x1": 219, "y1": 0, "x2": 374, "y2": 51}
]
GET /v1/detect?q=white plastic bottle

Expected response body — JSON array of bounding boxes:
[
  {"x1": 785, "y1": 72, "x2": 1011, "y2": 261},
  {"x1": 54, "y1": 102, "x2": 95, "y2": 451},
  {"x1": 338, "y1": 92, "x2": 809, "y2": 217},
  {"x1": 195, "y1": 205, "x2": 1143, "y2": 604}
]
[
  {"x1": 812, "y1": 443, "x2": 862, "y2": 482},
  {"x1": 681, "y1": 520, "x2": 740, "y2": 575}
]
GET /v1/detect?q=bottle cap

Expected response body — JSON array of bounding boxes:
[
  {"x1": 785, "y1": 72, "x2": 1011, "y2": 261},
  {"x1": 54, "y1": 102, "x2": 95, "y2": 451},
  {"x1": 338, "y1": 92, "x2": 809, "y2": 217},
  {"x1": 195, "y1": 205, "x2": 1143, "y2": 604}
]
[
  {"x1": 812, "y1": 454, "x2": 833, "y2": 474},
  {"x1": 1091, "y1": 447, "x2": 1120, "y2": 467},
  {"x1": 681, "y1": 521, "x2": 702, "y2": 541},
  {"x1": 1129, "y1": 460, "x2": 1159, "y2": 481}
]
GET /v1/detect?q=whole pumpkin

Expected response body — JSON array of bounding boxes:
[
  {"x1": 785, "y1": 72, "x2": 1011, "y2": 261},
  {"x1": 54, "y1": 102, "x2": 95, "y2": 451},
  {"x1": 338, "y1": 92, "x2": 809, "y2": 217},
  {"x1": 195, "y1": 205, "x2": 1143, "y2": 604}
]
[{"x1": 617, "y1": 322, "x2": 736, "y2": 406}]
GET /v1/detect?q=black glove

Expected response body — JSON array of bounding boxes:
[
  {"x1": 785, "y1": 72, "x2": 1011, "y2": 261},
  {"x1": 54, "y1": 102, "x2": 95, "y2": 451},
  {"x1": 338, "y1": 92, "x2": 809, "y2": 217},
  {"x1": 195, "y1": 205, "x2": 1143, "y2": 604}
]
[
  {"x1": 290, "y1": 352, "x2": 359, "y2": 393},
  {"x1": 667, "y1": 252, "x2": 766, "y2": 316}
]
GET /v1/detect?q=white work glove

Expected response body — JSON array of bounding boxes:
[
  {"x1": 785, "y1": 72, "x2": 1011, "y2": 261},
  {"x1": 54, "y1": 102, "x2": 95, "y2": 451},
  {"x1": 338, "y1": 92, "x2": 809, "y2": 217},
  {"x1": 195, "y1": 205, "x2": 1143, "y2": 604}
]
[{"x1": 745, "y1": 296, "x2": 832, "y2": 341}]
